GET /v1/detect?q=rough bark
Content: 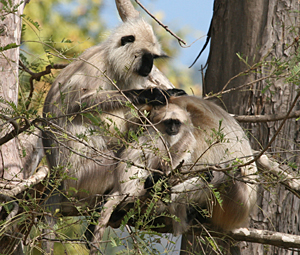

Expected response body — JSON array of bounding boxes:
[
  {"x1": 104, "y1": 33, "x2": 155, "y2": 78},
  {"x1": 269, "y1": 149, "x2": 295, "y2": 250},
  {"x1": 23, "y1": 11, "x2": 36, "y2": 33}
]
[
  {"x1": 0, "y1": 0, "x2": 24, "y2": 181},
  {"x1": 204, "y1": 0, "x2": 300, "y2": 254},
  {"x1": 0, "y1": 1, "x2": 26, "y2": 254}
]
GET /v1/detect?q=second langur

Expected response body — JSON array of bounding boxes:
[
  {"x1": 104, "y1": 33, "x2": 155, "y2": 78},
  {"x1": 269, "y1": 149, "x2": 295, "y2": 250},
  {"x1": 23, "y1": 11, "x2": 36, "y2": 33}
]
[
  {"x1": 104, "y1": 96, "x2": 257, "y2": 236},
  {"x1": 91, "y1": 103, "x2": 196, "y2": 241},
  {"x1": 157, "y1": 96, "x2": 257, "y2": 235}
]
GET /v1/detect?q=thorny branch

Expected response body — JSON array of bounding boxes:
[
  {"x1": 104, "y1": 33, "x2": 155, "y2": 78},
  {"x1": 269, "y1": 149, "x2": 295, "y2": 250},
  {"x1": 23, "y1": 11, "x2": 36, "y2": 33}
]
[
  {"x1": 43, "y1": 119, "x2": 165, "y2": 175},
  {"x1": 204, "y1": 75, "x2": 273, "y2": 100}
]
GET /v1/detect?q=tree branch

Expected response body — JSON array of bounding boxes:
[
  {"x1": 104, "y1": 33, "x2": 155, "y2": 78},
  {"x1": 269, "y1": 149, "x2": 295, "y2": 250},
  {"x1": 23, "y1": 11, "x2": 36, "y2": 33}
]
[
  {"x1": 204, "y1": 75, "x2": 273, "y2": 100},
  {"x1": 0, "y1": 115, "x2": 41, "y2": 146},
  {"x1": 19, "y1": 61, "x2": 67, "y2": 109},
  {"x1": 226, "y1": 228, "x2": 300, "y2": 250},
  {"x1": 233, "y1": 110, "x2": 300, "y2": 123},
  {"x1": 0, "y1": 166, "x2": 48, "y2": 197},
  {"x1": 256, "y1": 153, "x2": 300, "y2": 192}
]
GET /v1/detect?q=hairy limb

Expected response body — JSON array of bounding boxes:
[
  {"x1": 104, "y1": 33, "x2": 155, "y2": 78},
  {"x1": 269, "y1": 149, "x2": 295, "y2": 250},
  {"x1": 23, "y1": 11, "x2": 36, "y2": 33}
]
[{"x1": 68, "y1": 88, "x2": 186, "y2": 114}]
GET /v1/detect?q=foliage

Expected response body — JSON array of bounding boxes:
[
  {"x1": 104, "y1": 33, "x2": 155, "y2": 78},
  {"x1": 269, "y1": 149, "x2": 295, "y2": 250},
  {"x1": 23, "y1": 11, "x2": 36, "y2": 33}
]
[{"x1": 1, "y1": 0, "x2": 300, "y2": 254}]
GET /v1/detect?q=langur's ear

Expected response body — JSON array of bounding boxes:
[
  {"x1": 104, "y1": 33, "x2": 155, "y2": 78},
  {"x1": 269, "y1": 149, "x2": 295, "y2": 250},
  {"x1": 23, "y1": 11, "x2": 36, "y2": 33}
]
[{"x1": 115, "y1": 0, "x2": 140, "y2": 22}]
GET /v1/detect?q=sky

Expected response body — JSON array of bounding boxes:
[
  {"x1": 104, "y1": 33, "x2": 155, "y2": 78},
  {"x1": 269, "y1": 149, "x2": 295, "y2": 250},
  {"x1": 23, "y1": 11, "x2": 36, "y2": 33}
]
[{"x1": 101, "y1": 0, "x2": 214, "y2": 73}]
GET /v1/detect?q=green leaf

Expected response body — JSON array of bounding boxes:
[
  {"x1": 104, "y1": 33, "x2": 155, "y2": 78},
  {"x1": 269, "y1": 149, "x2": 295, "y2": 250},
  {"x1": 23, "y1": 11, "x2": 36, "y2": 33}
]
[{"x1": 0, "y1": 43, "x2": 20, "y2": 52}]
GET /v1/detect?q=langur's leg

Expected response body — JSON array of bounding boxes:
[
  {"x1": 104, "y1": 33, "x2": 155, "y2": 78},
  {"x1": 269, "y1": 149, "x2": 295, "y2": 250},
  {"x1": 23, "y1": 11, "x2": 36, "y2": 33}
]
[{"x1": 89, "y1": 193, "x2": 126, "y2": 255}]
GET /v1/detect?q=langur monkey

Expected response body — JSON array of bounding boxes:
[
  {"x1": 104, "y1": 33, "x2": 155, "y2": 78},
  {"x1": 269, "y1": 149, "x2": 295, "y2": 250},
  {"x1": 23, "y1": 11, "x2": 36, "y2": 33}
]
[
  {"x1": 42, "y1": 16, "x2": 184, "y2": 254},
  {"x1": 42, "y1": 18, "x2": 181, "y2": 212},
  {"x1": 102, "y1": 97, "x2": 257, "y2": 238},
  {"x1": 91, "y1": 104, "x2": 196, "y2": 244}
]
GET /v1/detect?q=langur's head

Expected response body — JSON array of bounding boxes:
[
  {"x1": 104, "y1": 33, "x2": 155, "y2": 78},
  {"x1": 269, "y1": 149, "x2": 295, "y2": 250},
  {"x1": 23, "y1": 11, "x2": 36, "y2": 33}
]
[
  {"x1": 150, "y1": 104, "x2": 193, "y2": 145},
  {"x1": 104, "y1": 19, "x2": 166, "y2": 88}
]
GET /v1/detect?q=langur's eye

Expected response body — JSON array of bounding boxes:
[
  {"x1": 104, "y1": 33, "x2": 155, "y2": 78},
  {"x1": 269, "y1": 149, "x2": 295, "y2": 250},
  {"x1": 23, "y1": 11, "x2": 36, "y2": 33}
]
[{"x1": 121, "y1": 35, "x2": 135, "y2": 46}]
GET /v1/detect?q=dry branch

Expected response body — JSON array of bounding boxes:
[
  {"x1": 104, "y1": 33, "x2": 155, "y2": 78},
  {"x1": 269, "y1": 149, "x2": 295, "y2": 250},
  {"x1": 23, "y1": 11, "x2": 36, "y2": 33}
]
[
  {"x1": 19, "y1": 61, "x2": 67, "y2": 109},
  {"x1": 227, "y1": 228, "x2": 300, "y2": 249},
  {"x1": 0, "y1": 166, "x2": 48, "y2": 197},
  {"x1": 256, "y1": 154, "x2": 300, "y2": 191},
  {"x1": 134, "y1": 0, "x2": 186, "y2": 45},
  {"x1": 234, "y1": 110, "x2": 300, "y2": 123},
  {"x1": 185, "y1": 227, "x2": 300, "y2": 250},
  {"x1": 0, "y1": 116, "x2": 41, "y2": 146}
]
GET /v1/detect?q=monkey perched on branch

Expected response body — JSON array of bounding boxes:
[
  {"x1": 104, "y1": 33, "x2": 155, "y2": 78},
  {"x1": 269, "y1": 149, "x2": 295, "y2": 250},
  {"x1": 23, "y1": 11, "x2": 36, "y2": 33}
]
[
  {"x1": 42, "y1": 6, "x2": 185, "y2": 253},
  {"x1": 165, "y1": 96, "x2": 257, "y2": 235},
  {"x1": 42, "y1": 15, "x2": 182, "y2": 211},
  {"x1": 42, "y1": 1, "x2": 256, "y2": 253},
  {"x1": 100, "y1": 97, "x2": 257, "y2": 240},
  {"x1": 90, "y1": 103, "x2": 196, "y2": 242}
]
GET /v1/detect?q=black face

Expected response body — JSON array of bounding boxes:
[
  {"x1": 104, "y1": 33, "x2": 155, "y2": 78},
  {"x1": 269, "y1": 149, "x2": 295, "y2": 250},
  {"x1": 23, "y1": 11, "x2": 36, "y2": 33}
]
[
  {"x1": 121, "y1": 35, "x2": 135, "y2": 46},
  {"x1": 137, "y1": 52, "x2": 154, "y2": 77},
  {"x1": 163, "y1": 119, "x2": 182, "y2": 136}
]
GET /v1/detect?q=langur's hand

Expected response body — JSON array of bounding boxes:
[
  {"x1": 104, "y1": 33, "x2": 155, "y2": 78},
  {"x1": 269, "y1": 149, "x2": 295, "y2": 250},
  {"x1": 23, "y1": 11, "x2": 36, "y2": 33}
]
[
  {"x1": 126, "y1": 88, "x2": 187, "y2": 106},
  {"x1": 142, "y1": 88, "x2": 187, "y2": 106},
  {"x1": 166, "y1": 88, "x2": 187, "y2": 97}
]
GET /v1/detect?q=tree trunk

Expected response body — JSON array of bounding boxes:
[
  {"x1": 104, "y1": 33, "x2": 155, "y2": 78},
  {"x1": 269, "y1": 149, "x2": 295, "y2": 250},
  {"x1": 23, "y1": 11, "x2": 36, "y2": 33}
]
[
  {"x1": 0, "y1": 0, "x2": 25, "y2": 181},
  {"x1": 0, "y1": 1, "x2": 26, "y2": 254},
  {"x1": 204, "y1": 0, "x2": 300, "y2": 254}
]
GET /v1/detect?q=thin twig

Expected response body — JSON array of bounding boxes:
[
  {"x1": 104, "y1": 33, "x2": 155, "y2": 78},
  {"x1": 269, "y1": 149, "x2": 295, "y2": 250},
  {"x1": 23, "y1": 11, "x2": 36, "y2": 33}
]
[
  {"x1": 134, "y1": 0, "x2": 186, "y2": 46},
  {"x1": 43, "y1": 120, "x2": 165, "y2": 175},
  {"x1": 19, "y1": 60, "x2": 67, "y2": 109},
  {"x1": 125, "y1": 225, "x2": 142, "y2": 255},
  {"x1": 0, "y1": 115, "x2": 35, "y2": 146},
  {"x1": 204, "y1": 75, "x2": 273, "y2": 99}
]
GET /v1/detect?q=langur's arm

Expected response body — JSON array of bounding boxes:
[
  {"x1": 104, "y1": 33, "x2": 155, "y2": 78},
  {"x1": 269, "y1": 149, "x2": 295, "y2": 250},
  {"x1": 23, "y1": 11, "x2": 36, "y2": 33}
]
[{"x1": 69, "y1": 88, "x2": 187, "y2": 114}]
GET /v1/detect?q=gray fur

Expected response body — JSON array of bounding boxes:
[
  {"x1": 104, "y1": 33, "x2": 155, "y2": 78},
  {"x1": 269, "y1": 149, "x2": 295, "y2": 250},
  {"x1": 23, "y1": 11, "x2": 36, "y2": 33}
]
[
  {"x1": 96, "y1": 97, "x2": 257, "y2": 238},
  {"x1": 43, "y1": 18, "x2": 173, "y2": 208},
  {"x1": 92, "y1": 103, "x2": 196, "y2": 242},
  {"x1": 165, "y1": 96, "x2": 257, "y2": 235},
  {"x1": 42, "y1": 18, "x2": 173, "y2": 254}
]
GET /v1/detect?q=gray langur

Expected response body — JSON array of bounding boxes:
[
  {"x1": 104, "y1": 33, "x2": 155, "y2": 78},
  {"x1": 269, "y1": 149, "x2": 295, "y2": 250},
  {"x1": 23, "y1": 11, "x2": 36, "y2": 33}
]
[
  {"x1": 161, "y1": 96, "x2": 257, "y2": 235},
  {"x1": 42, "y1": 16, "x2": 187, "y2": 255},
  {"x1": 42, "y1": 18, "x2": 182, "y2": 213},
  {"x1": 104, "y1": 97, "x2": 257, "y2": 237},
  {"x1": 91, "y1": 104, "x2": 196, "y2": 242},
  {"x1": 93, "y1": 96, "x2": 257, "y2": 241}
]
